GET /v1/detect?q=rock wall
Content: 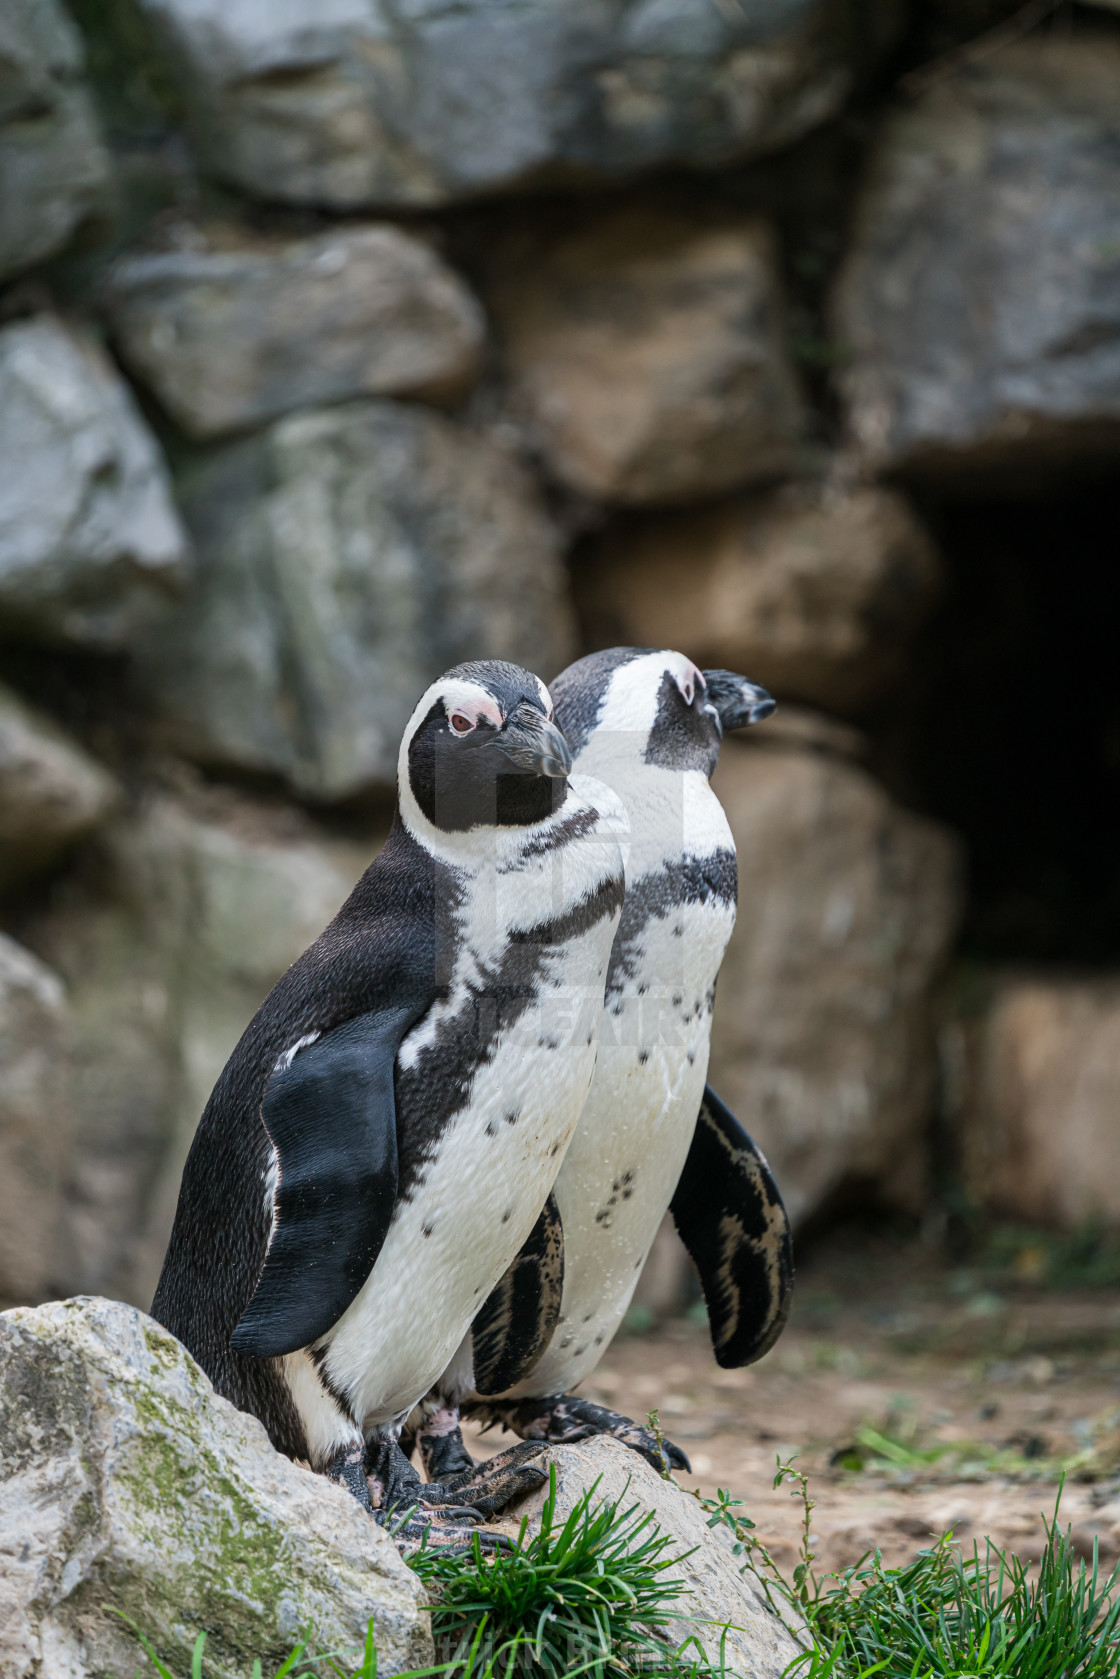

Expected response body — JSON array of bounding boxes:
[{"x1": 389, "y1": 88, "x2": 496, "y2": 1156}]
[{"x1": 1, "y1": 0, "x2": 1118, "y2": 1312}]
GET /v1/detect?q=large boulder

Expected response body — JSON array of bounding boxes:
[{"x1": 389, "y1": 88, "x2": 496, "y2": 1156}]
[
  {"x1": 135, "y1": 400, "x2": 573, "y2": 800},
  {"x1": 135, "y1": 0, "x2": 902, "y2": 209},
  {"x1": 0, "y1": 937, "x2": 71, "y2": 1307},
  {"x1": 0, "y1": 317, "x2": 189, "y2": 648},
  {"x1": 103, "y1": 221, "x2": 486, "y2": 439},
  {"x1": 709, "y1": 732, "x2": 961, "y2": 1224},
  {"x1": 0, "y1": 1296, "x2": 431, "y2": 1679},
  {"x1": 834, "y1": 33, "x2": 1120, "y2": 484},
  {"x1": 958, "y1": 973, "x2": 1120, "y2": 1230},
  {"x1": 487, "y1": 206, "x2": 805, "y2": 505},
  {"x1": 20, "y1": 788, "x2": 372, "y2": 1306},
  {"x1": 504, "y1": 1437, "x2": 805, "y2": 1676},
  {"x1": 575, "y1": 481, "x2": 941, "y2": 710},
  {"x1": 0, "y1": 684, "x2": 119, "y2": 892},
  {"x1": 0, "y1": 0, "x2": 110, "y2": 282}
]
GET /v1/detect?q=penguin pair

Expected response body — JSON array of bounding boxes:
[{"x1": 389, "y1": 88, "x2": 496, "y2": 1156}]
[
  {"x1": 153, "y1": 649, "x2": 794, "y2": 1538},
  {"x1": 152, "y1": 660, "x2": 629, "y2": 1538},
  {"x1": 409, "y1": 650, "x2": 794, "y2": 1483}
]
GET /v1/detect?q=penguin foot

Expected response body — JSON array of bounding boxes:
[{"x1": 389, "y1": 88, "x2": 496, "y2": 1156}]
[
  {"x1": 467, "y1": 1394, "x2": 691, "y2": 1476},
  {"x1": 364, "y1": 1438, "x2": 477, "y2": 1521},
  {"x1": 365, "y1": 1435, "x2": 532, "y2": 1533},
  {"x1": 324, "y1": 1439, "x2": 377, "y2": 1512},
  {"x1": 416, "y1": 1410, "x2": 478, "y2": 1482},
  {"x1": 434, "y1": 1440, "x2": 549, "y2": 1519}
]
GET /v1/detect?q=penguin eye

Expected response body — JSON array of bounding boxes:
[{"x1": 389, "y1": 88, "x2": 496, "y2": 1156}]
[
  {"x1": 449, "y1": 712, "x2": 475, "y2": 735},
  {"x1": 681, "y1": 679, "x2": 694, "y2": 706}
]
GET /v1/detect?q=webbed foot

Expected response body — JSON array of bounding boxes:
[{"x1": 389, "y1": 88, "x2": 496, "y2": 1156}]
[
  {"x1": 364, "y1": 1434, "x2": 539, "y2": 1545},
  {"x1": 466, "y1": 1393, "x2": 691, "y2": 1476},
  {"x1": 432, "y1": 1439, "x2": 549, "y2": 1518}
]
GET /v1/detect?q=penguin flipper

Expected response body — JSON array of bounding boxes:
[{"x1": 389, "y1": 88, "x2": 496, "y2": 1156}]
[
  {"x1": 670, "y1": 1083, "x2": 793, "y2": 1369},
  {"x1": 472, "y1": 1192, "x2": 565, "y2": 1396},
  {"x1": 232, "y1": 1005, "x2": 419, "y2": 1359}
]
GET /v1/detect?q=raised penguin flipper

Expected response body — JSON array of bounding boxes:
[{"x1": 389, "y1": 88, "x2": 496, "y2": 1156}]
[
  {"x1": 231, "y1": 1005, "x2": 421, "y2": 1358},
  {"x1": 472, "y1": 1191, "x2": 565, "y2": 1395},
  {"x1": 670, "y1": 1083, "x2": 793, "y2": 1368}
]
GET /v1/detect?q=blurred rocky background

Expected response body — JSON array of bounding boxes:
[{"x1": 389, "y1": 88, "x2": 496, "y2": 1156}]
[{"x1": 1, "y1": 0, "x2": 1119, "y2": 1334}]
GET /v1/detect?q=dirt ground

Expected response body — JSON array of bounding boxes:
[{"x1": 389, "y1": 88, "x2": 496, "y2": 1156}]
[{"x1": 464, "y1": 1231, "x2": 1120, "y2": 1578}]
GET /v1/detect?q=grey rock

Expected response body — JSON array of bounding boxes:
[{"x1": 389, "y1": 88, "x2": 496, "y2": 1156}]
[
  {"x1": 834, "y1": 33, "x2": 1120, "y2": 483},
  {"x1": 0, "y1": 1295, "x2": 432, "y2": 1679},
  {"x1": 954, "y1": 972, "x2": 1120, "y2": 1231},
  {"x1": 21, "y1": 789, "x2": 372, "y2": 1305},
  {"x1": 709, "y1": 733, "x2": 962, "y2": 1225},
  {"x1": 104, "y1": 220, "x2": 486, "y2": 439},
  {"x1": 0, "y1": 937, "x2": 71, "y2": 1306},
  {"x1": 136, "y1": 0, "x2": 902, "y2": 209},
  {"x1": 0, "y1": 0, "x2": 111, "y2": 282},
  {"x1": 576, "y1": 480, "x2": 941, "y2": 706},
  {"x1": 0, "y1": 317, "x2": 190, "y2": 648},
  {"x1": 0, "y1": 683, "x2": 120, "y2": 892},
  {"x1": 137, "y1": 400, "x2": 573, "y2": 800},
  {"x1": 488, "y1": 205, "x2": 806, "y2": 505},
  {"x1": 502, "y1": 1436, "x2": 806, "y2": 1677}
]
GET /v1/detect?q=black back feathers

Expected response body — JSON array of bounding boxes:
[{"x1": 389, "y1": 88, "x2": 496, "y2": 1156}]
[
  {"x1": 671, "y1": 1084, "x2": 794, "y2": 1368},
  {"x1": 231, "y1": 1006, "x2": 422, "y2": 1358}
]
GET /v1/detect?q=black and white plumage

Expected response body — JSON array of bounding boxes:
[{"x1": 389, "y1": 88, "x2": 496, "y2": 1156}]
[
  {"x1": 151, "y1": 660, "x2": 626, "y2": 1527},
  {"x1": 422, "y1": 648, "x2": 793, "y2": 1474}
]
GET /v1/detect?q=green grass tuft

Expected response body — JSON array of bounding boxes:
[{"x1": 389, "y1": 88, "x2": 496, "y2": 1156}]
[
  {"x1": 797, "y1": 1511, "x2": 1120, "y2": 1679},
  {"x1": 702, "y1": 1463, "x2": 1120, "y2": 1679},
  {"x1": 411, "y1": 1462, "x2": 716, "y2": 1677}
]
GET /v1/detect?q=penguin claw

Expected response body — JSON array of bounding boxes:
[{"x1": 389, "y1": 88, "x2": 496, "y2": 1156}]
[{"x1": 421, "y1": 1502, "x2": 483, "y2": 1524}]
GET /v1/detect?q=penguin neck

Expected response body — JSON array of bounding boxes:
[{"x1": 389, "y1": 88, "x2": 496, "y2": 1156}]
[
  {"x1": 397, "y1": 774, "x2": 572, "y2": 873},
  {"x1": 572, "y1": 735, "x2": 728, "y2": 883}
]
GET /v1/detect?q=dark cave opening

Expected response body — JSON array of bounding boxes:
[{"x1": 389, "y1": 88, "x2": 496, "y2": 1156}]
[{"x1": 884, "y1": 482, "x2": 1120, "y2": 967}]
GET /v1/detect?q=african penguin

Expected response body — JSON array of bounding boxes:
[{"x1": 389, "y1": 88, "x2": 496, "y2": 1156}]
[
  {"x1": 413, "y1": 649, "x2": 793, "y2": 1483},
  {"x1": 151, "y1": 660, "x2": 626, "y2": 1537}
]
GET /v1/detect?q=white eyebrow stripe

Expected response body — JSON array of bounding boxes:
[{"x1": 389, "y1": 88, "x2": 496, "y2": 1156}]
[
  {"x1": 399, "y1": 678, "x2": 503, "y2": 766},
  {"x1": 438, "y1": 681, "x2": 503, "y2": 728}
]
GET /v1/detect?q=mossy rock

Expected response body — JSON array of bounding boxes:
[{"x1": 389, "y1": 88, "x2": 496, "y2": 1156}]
[{"x1": 0, "y1": 1296, "x2": 432, "y2": 1678}]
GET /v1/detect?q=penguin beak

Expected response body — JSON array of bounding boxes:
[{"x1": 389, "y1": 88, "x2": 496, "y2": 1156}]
[
  {"x1": 496, "y1": 703, "x2": 573, "y2": 779},
  {"x1": 701, "y1": 670, "x2": 777, "y2": 733}
]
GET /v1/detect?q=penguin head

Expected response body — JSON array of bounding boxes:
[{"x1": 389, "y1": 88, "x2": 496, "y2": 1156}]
[
  {"x1": 400, "y1": 660, "x2": 572, "y2": 834},
  {"x1": 550, "y1": 648, "x2": 775, "y2": 778}
]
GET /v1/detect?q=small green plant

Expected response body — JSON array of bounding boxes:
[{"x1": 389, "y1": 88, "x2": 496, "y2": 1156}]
[
  {"x1": 411, "y1": 1463, "x2": 716, "y2": 1677},
  {"x1": 646, "y1": 1408, "x2": 675, "y2": 1480},
  {"x1": 701, "y1": 1455, "x2": 821, "y2": 1621}
]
